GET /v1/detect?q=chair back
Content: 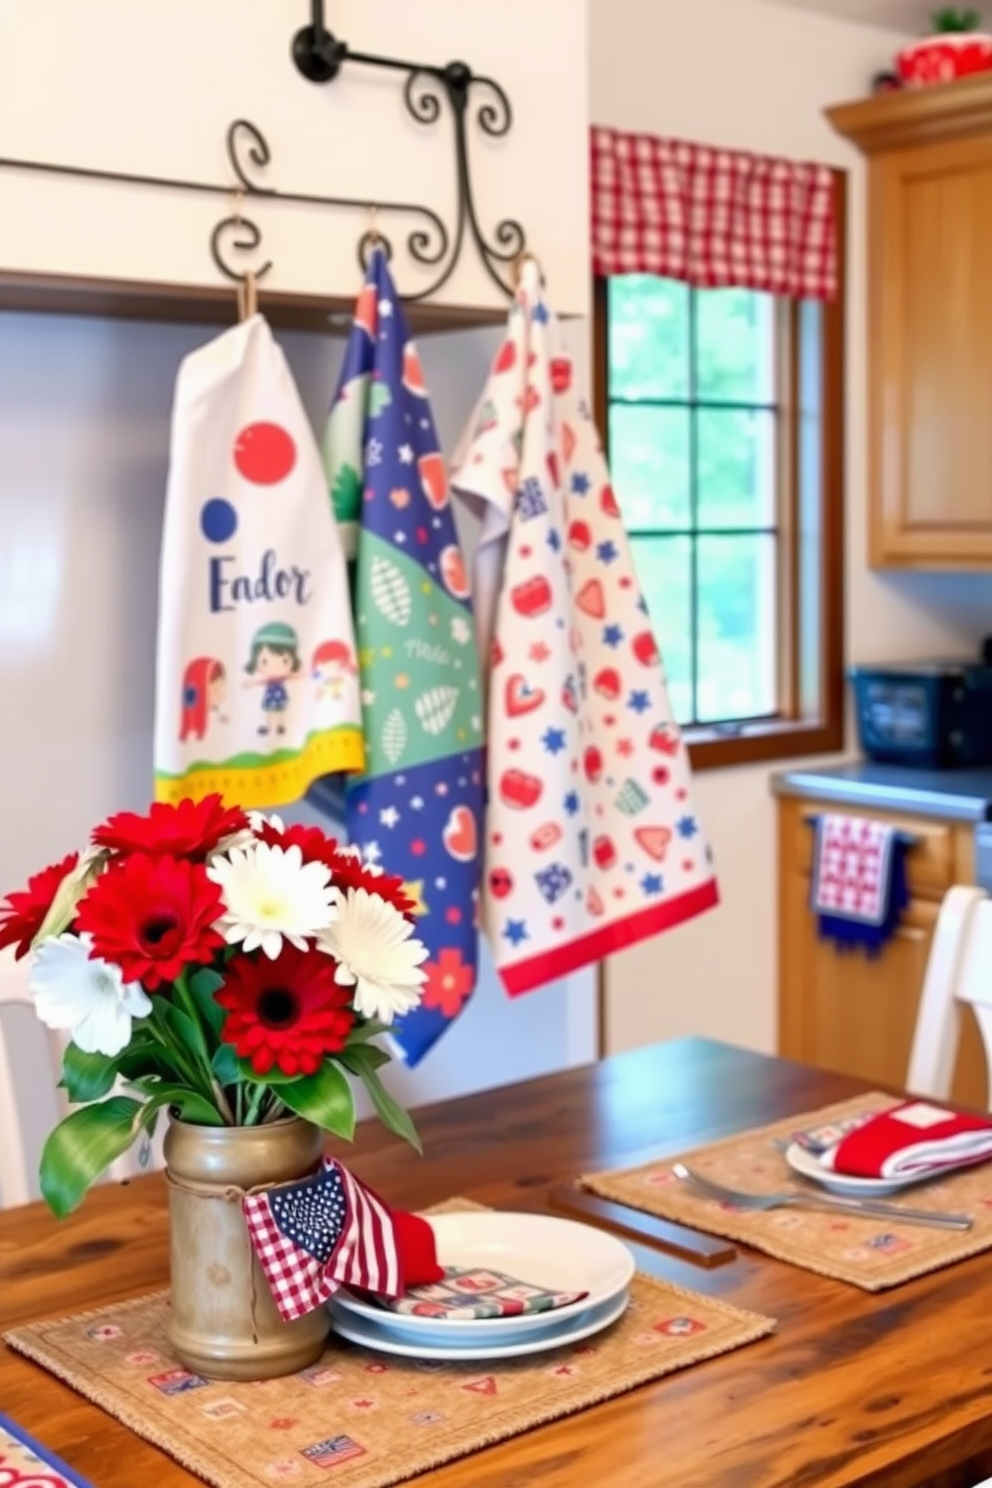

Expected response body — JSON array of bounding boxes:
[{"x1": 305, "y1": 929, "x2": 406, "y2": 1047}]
[
  {"x1": 0, "y1": 946, "x2": 161, "y2": 1207},
  {"x1": 907, "y1": 885, "x2": 992, "y2": 1106}
]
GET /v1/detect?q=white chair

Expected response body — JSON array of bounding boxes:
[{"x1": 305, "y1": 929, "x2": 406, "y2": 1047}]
[
  {"x1": 907, "y1": 884, "x2": 992, "y2": 1106},
  {"x1": 0, "y1": 946, "x2": 161, "y2": 1207}
]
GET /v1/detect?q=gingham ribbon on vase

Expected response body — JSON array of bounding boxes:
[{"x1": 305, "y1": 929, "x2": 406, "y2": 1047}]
[{"x1": 590, "y1": 125, "x2": 837, "y2": 300}]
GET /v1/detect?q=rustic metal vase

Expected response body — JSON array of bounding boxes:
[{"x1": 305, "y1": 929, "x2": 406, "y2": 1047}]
[{"x1": 164, "y1": 1115, "x2": 330, "y2": 1382}]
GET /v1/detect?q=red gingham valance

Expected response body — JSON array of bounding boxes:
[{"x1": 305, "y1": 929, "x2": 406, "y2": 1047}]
[{"x1": 591, "y1": 126, "x2": 837, "y2": 301}]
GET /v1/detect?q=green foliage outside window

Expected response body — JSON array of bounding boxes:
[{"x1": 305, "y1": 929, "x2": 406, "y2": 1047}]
[{"x1": 606, "y1": 276, "x2": 780, "y2": 727}]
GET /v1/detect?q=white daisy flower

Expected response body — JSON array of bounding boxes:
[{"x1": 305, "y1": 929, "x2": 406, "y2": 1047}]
[
  {"x1": 319, "y1": 887, "x2": 428, "y2": 1024},
  {"x1": 207, "y1": 841, "x2": 336, "y2": 960},
  {"x1": 30, "y1": 933, "x2": 152, "y2": 1057}
]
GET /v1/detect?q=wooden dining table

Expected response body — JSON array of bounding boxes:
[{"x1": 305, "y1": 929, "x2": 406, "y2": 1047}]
[{"x1": 3, "y1": 1036, "x2": 992, "y2": 1488}]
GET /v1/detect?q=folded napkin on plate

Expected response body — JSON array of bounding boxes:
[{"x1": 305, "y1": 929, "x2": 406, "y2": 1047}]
[
  {"x1": 243, "y1": 1158, "x2": 443, "y2": 1321},
  {"x1": 790, "y1": 1112, "x2": 874, "y2": 1156},
  {"x1": 831, "y1": 1101, "x2": 992, "y2": 1179},
  {"x1": 369, "y1": 1266, "x2": 589, "y2": 1320}
]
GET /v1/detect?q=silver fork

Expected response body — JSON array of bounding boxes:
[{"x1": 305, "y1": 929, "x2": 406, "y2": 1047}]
[{"x1": 672, "y1": 1163, "x2": 973, "y2": 1232}]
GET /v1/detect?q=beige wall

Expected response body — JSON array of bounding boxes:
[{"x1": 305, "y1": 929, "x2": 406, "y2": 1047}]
[{"x1": 594, "y1": 0, "x2": 992, "y2": 1056}]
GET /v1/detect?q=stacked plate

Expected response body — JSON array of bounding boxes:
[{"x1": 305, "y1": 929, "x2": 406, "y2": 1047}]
[{"x1": 328, "y1": 1211, "x2": 635, "y2": 1361}]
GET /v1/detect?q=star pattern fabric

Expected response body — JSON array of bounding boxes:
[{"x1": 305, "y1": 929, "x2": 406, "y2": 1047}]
[
  {"x1": 243, "y1": 1159, "x2": 402, "y2": 1321},
  {"x1": 450, "y1": 261, "x2": 720, "y2": 994},
  {"x1": 323, "y1": 250, "x2": 485, "y2": 1065}
]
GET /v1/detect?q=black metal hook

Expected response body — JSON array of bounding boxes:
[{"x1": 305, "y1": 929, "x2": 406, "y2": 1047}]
[{"x1": 290, "y1": 5, "x2": 526, "y2": 300}]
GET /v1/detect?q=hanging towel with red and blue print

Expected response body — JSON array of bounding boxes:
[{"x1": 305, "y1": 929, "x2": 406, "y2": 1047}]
[{"x1": 450, "y1": 260, "x2": 719, "y2": 995}]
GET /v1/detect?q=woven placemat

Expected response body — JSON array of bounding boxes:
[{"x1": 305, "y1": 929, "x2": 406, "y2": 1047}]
[
  {"x1": 0, "y1": 1412, "x2": 92, "y2": 1488},
  {"x1": 3, "y1": 1200, "x2": 774, "y2": 1488},
  {"x1": 583, "y1": 1094, "x2": 992, "y2": 1292}
]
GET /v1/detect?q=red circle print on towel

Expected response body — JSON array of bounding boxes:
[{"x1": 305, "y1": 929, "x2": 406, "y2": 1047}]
[{"x1": 233, "y1": 422, "x2": 296, "y2": 485}]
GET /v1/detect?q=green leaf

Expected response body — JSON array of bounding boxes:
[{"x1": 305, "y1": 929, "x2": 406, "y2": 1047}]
[
  {"x1": 277, "y1": 1064, "x2": 356, "y2": 1141},
  {"x1": 212, "y1": 1043, "x2": 241, "y2": 1087},
  {"x1": 342, "y1": 1042, "x2": 390, "y2": 1072},
  {"x1": 60, "y1": 1044, "x2": 119, "y2": 1103},
  {"x1": 347, "y1": 1018, "x2": 392, "y2": 1044},
  {"x1": 187, "y1": 968, "x2": 226, "y2": 1040},
  {"x1": 931, "y1": 5, "x2": 980, "y2": 29},
  {"x1": 134, "y1": 1082, "x2": 224, "y2": 1127},
  {"x1": 236, "y1": 1058, "x2": 311, "y2": 1087},
  {"x1": 338, "y1": 1047, "x2": 421, "y2": 1153},
  {"x1": 159, "y1": 998, "x2": 199, "y2": 1050},
  {"x1": 116, "y1": 1036, "x2": 175, "y2": 1084},
  {"x1": 39, "y1": 1097, "x2": 145, "y2": 1218}
]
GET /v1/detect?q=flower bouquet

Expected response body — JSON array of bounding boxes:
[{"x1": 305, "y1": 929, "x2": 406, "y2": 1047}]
[{"x1": 0, "y1": 795, "x2": 427, "y2": 1219}]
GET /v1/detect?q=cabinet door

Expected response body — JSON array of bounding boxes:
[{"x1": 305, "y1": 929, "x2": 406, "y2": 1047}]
[
  {"x1": 780, "y1": 871, "x2": 988, "y2": 1107},
  {"x1": 871, "y1": 133, "x2": 992, "y2": 567}
]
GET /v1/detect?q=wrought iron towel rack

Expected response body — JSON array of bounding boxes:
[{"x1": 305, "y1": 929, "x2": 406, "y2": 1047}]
[{"x1": 0, "y1": 5, "x2": 527, "y2": 303}]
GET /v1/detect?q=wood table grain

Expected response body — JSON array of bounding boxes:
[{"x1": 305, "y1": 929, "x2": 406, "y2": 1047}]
[{"x1": 3, "y1": 1037, "x2": 992, "y2": 1488}]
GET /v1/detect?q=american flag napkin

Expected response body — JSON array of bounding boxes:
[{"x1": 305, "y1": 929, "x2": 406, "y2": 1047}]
[{"x1": 243, "y1": 1158, "x2": 441, "y2": 1322}]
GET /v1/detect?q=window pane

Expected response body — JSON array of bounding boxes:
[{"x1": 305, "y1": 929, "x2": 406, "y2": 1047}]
[
  {"x1": 608, "y1": 276, "x2": 689, "y2": 400},
  {"x1": 697, "y1": 409, "x2": 776, "y2": 529},
  {"x1": 630, "y1": 536, "x2": 693, "y2": 725},
  {"x1": 609, "y1": 405, "x2": 691, "y2": 530},
  {"x1": 695, "y1": 289, "x2": 776, "y2": 404},
  {"x1": 696, "y1": 535, "x2": 777, "y2": 723}
]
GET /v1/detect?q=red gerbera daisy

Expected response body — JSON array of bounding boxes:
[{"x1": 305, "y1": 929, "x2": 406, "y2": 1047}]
[
  {"x1": 256, "y1": 821, "x2": 417, "y2": 922},
  {"x1": 75, "y1": 853, "x2": 224, "y2": 989},
  {"x1": 0, "y1": 852, "x2": 79, "y2": 960},
  {"x1": 93, "y1": 795, "x2": 248, "y2": 862},
  {"x1": 216, "y1": 944, "x2": 355, "y2": 1077}
]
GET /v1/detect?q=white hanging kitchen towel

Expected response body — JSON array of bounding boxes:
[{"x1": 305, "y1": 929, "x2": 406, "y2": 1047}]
[
  {"x1": 154, "y1": 314, "x2": 364, "y2": 809},
  {"x1": 451, "y1": 262, "x2": 719, "y2": 994}
]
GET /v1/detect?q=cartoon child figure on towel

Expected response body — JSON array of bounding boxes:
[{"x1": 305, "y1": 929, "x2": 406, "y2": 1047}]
[
  {"x1": 179, "y1": 657, "x2": 228, "y2": 743},
  {"x1": 312, "y1": 639, "x2": 357, "y2": 706},
  {"x1": 243, "y1": 621, "x2": 304, "y2": 737}
]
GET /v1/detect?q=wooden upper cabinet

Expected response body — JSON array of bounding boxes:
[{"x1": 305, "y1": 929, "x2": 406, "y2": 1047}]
[{"x1": 829, "y1": 76, "x2": 992, "y2": 569}]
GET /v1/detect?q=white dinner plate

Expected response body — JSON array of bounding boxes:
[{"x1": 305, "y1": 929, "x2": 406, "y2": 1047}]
[
  {"x1": 328, "y1": 1289, "x2": 630, "y2": 1361},
  {"x1": 334, "y1": 1211, "x2": 635, "y2": 1340},
  {"x1": 785, "y1": 1141, "x2": 929, "y2": 1198}
]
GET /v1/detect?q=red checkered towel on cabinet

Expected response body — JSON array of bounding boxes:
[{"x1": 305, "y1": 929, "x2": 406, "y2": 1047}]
[{"x1": 809, "y1": 813, "x2": 909, "y2": 955}]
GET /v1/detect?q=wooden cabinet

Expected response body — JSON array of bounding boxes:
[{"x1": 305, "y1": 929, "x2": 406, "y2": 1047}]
[
  {"x1": 829, "y1": 75, "x2": 992, "y2": 568},
  {"x1": 777, "y1": 795, "x2": 988, "y2": 1106}
]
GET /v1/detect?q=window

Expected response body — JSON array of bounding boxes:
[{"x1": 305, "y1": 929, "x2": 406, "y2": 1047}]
[{"x1": 593, "y1": 181, "x2": 845, "y2": 770}]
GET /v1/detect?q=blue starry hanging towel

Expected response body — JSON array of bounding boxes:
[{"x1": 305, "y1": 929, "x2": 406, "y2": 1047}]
[
  {"x1": 449, "y1": 260, "x2": 719, "y2": 995},
  {"x1": 323, "y1": 251, "x2": 485, "y2": 1065}
]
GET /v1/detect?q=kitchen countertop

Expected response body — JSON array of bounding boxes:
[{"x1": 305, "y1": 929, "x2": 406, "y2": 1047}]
[{"x1": 771, "y1": 759, "x2": 992, "y2": 822}]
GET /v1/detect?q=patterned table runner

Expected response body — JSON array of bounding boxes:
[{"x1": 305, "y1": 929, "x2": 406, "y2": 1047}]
[
  {"x1": 0, "y1": 1411, "x2": 94, "y2": 1486},
  {"x1": 583, "y1": 1094, "x2": 992, "y2": 1291},
  {"x1": 3, "y1": 1201, "x2": 775, "y2": 1488}
]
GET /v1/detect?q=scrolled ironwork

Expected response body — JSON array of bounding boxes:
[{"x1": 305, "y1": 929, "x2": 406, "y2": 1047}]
[
  {"x1": 292, "y1": 6, "x2": 528, "y2": 300},
  {"x1": 0, "y1": 9, "x2": 529, "y2": 305}
]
